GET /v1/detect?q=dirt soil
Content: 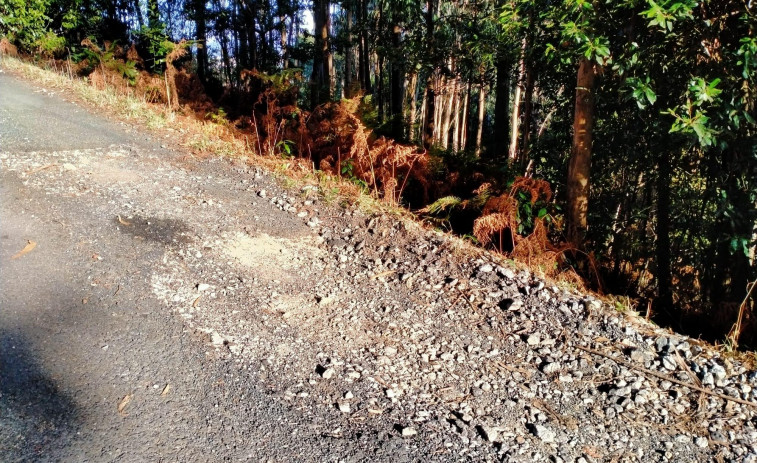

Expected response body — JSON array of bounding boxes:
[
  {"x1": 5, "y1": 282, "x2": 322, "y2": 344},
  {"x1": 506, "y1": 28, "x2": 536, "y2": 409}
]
[{"x1": 1, "y1": 66, "x2": 757, "y2": 463}]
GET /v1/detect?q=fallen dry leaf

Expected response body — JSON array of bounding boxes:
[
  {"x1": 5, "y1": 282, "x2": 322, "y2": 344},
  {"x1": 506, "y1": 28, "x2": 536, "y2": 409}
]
[
  {"x1": 582, "y1": 445, "x2": 603, "y2": 459},
  {"x1": 117, "y1": 393, "x2": 132, "y2": 416},
  {"x1": 28, "y1": 164, "x2": 57, "y2": 175},
  {"x1": 11, "y1": 240, "x2": 37, "y2": 260},
  {"x1": 161, "y1": 384, "x2": 171, "y2": 396},
  {"x1": 370, "y1": 270, "x2": 396, "y2": 280}
]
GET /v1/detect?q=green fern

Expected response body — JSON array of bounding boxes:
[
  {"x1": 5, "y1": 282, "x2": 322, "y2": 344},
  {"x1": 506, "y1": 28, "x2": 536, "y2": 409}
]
[{"x1": 421, "y1": 196, "x2": 462, "y2": 215}]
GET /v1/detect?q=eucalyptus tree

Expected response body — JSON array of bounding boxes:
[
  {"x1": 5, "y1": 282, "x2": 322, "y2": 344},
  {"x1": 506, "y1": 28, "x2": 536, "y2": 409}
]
[{"x1": 311, "y1": 0, "x2": 331, "y2": 106}]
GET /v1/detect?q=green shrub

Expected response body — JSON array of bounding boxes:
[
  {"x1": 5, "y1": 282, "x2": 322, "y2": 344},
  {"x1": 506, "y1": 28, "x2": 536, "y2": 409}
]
[{"x1": 35, "y1": 31, "x2": 65, "y2": 58}]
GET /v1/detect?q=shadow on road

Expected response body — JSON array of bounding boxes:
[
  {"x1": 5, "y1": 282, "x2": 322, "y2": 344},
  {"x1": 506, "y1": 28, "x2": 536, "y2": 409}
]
[{"x1": 0, "y1": 330, "x2": 79, "y2": 461}]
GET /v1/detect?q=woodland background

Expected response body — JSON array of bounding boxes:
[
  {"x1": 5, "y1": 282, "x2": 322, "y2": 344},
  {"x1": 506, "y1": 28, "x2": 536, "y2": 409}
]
[{"x1": 0, "y1": 0, "x2": 755, "y2": 347}]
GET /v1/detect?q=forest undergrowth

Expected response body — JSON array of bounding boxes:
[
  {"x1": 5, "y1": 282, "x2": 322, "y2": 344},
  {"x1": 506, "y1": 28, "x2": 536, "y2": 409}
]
[{"x1": 2, "y1": 41, "x2": 754, "y2": 352}]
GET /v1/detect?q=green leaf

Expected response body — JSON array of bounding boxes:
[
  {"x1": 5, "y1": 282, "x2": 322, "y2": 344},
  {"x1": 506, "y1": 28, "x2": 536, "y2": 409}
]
[{"x1": 644, "y1": 87, "x2": 657, "y2": 105}]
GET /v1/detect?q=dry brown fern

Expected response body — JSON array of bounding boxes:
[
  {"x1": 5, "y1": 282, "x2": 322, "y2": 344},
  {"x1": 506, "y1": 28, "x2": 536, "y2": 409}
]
[
  {"x1": 164, "y1": 40, "x2": 188, "y2": 110},
  {"x1": 0, "y1": 38, "x2": 18, "y2": 58},
  {"x1": 510, "y1": 177, "x2": 552, "y2": 204},
  {"x1": 481, "y1": 193, "x2": 518, "y2": 216}
]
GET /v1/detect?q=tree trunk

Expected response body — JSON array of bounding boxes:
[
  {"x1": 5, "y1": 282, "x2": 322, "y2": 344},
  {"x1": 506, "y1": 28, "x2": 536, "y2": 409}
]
[
  {"x1": 219, "y1": 29, "x2": 232, "y2": 85},
  {"x1": 508, "y1": 37, "x2": 527, "y2": 161},
  {"x1": 378, "y1": 54, "x2": 385, "y2": 124},
  {"x1": 194, "y1": 0, "x2": 207, "y2": 84},
  {"x1": 655, "y1": 149, "x2": 673, "y2": 312},
  {"x1": 249, "y1": 1, "x2": 258, "y2": 70},
  {"x1": 452, "y1": 78, "x2": 462, "y2": 151},
  {"x1": 238, "y1": 12, "x2": 249, "y2": 70},
  {"x1": 423, "y1": 76, "x2": 436, "y2": 149},
  {"x1": 492, "y1": 50, "x2": 509, "y2": 158},
  {"x1": 133, "y1": 0, "x2": 144, "y2": 29},
  {"x1": 344, "y1": 4, "x2": 353, "y2": 95},
  {"x1": 356, "y1": 0, "x2": 364, "y2": 93},
  {"x1": 520, "y1": 64, "x2": 535, "y2": 163},
  {"x1": 420, "y1": 79, "x2": 427, "y2": 142},
  {"x1": 475, "y1": 81, "x2": 486, "y2": 156},
  {"x1": 405, "y1": 72, "x2": 418, "y2": 141},
  {"x1": 232, "y1": 2, "x2": 240, "y2": 81},
  {"x1": 422, "y1": 0, "x2": 435, "y2": 149},
  {"x1": 433, "y1": 78, "x2": 443, "y2": 145},
  {"x1": 360, "y1": 0, "x2": 371, "y2": 94},
  {"x1": 566, "y1": 58, "x2": 598, "y2": 247},
  {"x1": 311, "y1": 0, "x2": 331, "y2": 107},
  {"x1": 459, "y1": 80, "x2": 470, "y2": 152},
  {"x1": 441, "y1": 77, "x2": 455, "y2": 150},
  {"x1": 390, "y1": 24, "x2": 403, "y2": 140},
  {"x1": 278, "y1": 0, "x2": 289, "y2": 69}
]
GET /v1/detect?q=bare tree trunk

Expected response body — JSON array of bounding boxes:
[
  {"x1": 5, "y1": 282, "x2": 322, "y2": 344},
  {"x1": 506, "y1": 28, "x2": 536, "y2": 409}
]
[
  {"x1": 459, "y1": 80, "x2": 470, "y2": 152},
  {"x1": 420, "y1": 79, "x2": 427, "y2": 143},
  {"x1": 508, "y1": 37, "x2": 527, "y2": 161},
  {"x1": 357, "y1": 0, "x2": 365, "y2": 91},
  {"x1": 508, "y1": 82, "x2": 522, "y2": 160},
  {"x1": 238, "y1": 13, "x2": 249, "y2": 69},
  {"x1": 344, "y1": 3, "x2": 353, "y2": 95},
  {"x1": 441, "y1": 70, "x2": 456, "y2": 149},
  {"x1": 193, "y1": 0, "x2": 207, "y2": 84},
  {"x1": 451, "y1": 79, "x2": 461, "y2": 151},
  {"x1": 436, "y1": 81, "x2": 446, "y2": 146},
  {"x1": 520, "y1": 64, "x2": 535, "y2": 163},
  {"x1": 405, "y1": 72, "x2": 418, "y2": 141},
  {"x1": 134, "y1": 0, "x2": 144, "y2": 29},
  {"x1": 422, "y1": 0, "x2": 436, "y2": 149},
  {"x1": 475, "y1": 81, "x2": 486, "y2": 156},
  {"x1": 390, "y1": 24, "x2": 404, "y2": 140},
  {"x1": 249, "y1": 1, "x2": 258, "y2": 69},
  {"x1": 566, "y1": 58, "x2": 598, "y2": 247},
  {"x1": 232, "y1": 3, "x2": 240, "y2": 82},
  {"x1": 655, "y1": 149, "x2": 673, "y2": 311},
  {"x1": 360, "y1": 0, "x2": 371, "y2": 93},
  {"x1": 311, "y1": 0, "x2": 331, "y2": 107},
  {"x1": 278, "y1": 0, "x2": 289, "y2": 69},
  {"x1": 378, "y1": 54, "x2": 385, "y2": 124},
  {"x1": 423, "y1": 75, "x2": 436, "y2": 149},
  {"x1": 219, "y1": 30, "x2": 232, "y2": 85},
  {"x1": 328, "y1": 41, "x2": 335, "y2": 97},
  {"x1": 492, "y1": 50, "x2": 509, "y2": 158}
]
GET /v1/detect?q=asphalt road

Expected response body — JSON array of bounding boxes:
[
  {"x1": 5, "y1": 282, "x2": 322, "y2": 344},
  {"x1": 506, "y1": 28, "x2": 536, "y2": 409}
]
[{"x1": 0, "y1": 70, "x2": 374, "y2": 463}]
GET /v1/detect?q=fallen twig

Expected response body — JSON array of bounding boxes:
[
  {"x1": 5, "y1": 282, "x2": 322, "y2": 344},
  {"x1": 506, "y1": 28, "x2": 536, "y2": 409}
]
[
  {"x1": 576, "y1": 345, "x2": 757, "y2": 409},
  {"x1": 727, "y1": 279, "x2": 757, "y2": 348}
]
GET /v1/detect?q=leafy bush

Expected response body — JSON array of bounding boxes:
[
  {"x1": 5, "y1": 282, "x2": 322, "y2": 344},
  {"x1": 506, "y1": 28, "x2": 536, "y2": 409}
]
[
  {"x1": 0, "y1": 0, "x2": 49, "y2": 51},
  {"x1": 34, "y1": 31, "x2": 65, "y2": 58}
]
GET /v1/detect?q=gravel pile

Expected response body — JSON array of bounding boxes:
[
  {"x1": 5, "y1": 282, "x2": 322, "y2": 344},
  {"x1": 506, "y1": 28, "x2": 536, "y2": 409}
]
[{"x1": 3, "y1": 141, "x2": 756, "y2": 462}]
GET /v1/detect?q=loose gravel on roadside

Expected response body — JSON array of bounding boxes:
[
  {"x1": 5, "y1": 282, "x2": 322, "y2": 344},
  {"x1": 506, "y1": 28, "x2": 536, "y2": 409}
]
[{"x1": 2, "y1": 67, "x2": 756, "y2": 463}]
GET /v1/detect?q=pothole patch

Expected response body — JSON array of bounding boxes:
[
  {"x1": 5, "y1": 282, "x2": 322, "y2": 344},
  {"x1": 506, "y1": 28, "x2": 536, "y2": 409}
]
[{"x1": 221, "y1": 231, "x2": 324, "y2": 280}]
